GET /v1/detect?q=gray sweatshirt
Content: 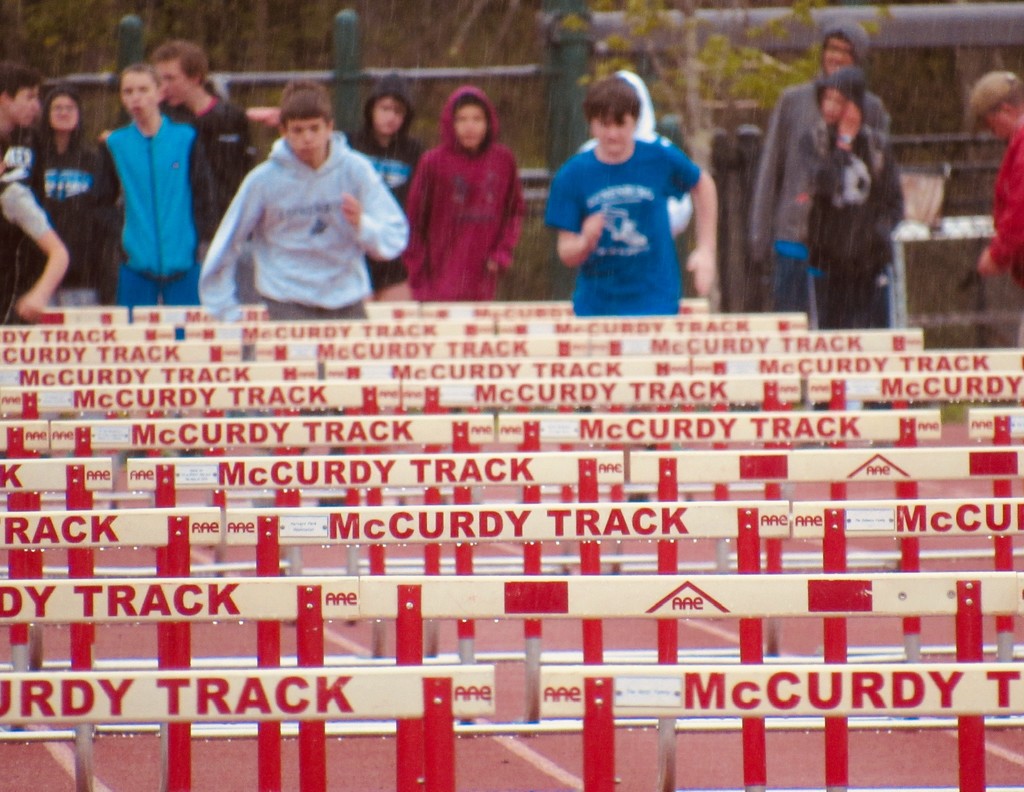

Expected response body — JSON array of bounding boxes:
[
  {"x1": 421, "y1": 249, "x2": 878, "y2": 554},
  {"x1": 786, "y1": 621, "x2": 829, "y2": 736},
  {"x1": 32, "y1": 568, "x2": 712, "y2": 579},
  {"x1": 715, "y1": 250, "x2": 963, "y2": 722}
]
[{"x1": 200, "y1": 132, "x2": 408, "y2": 320}]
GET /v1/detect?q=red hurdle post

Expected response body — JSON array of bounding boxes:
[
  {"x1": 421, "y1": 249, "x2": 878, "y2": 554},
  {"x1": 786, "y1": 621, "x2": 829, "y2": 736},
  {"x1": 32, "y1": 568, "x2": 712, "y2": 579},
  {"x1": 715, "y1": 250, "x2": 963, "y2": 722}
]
[
  {"x1": 68, "y1": 431, "x2": 98, "y2": 790},
  {"x1": 422, "y1": 677, "x2": 456, "y2": 792},
  {"x1": 452, "y1": 421, "x2": 477, "y2": 664},
  {"x1": 256, "y1": 515, "x2": 283, "y2": 792},
  {"x1": 396, "y1": 584, "x2": 426, "y2": 791},
  {"x1": 296, "y1": 584, "x2": 327, "y2": 792},
  {"x1": 519, "y1": 420, "x2": 544, "y2": 722},
  {"x1": 822, "y1": 508, "x2": 850, "y2": 791},
  {"x1": 955, "y1": 580, "x2": 984, "y2": 792},
  {"x1": 989, "y1": 415, "x2": 1016, "y2": 661},
  {"x1": 577, "y1": 458, "x2": 602, "y2": 664},
  {"x1": 154, "y1": 464, "x2": 193, "y2": 792},
  {"x1": 583, "y1": 676, "x2": 615, "y2": 792},
  {"x1": 894, "y1": 414, "x2": 922, "y2": 662},
  {"x1": 737, "y1": 508, "x2": 767, "y2": 791},
  {"x1": 656, "y1": 457, "x2": 680, "y2": 791},
  {"x1": 420, "y1": 388, "x2": 444, "y2": 659},
  {"x1": 6, "y1": 397, "x2": 43, "y2": 674}
]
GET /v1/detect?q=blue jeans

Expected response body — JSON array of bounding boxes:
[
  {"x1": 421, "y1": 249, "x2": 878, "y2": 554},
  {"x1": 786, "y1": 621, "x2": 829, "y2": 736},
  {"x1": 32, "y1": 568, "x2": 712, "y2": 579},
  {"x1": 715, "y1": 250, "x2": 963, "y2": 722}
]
[
  {"x1": 116, "y1": 264, "x2": 200, "y2": 310},
  {"x1": 772, "y1": 253, "x2": 815, "y2": 315}
]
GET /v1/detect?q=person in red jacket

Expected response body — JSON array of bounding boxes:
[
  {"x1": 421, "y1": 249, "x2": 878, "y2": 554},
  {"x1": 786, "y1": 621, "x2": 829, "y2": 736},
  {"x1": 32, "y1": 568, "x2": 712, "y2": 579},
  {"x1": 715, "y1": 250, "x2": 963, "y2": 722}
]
[
  {"x1": 971, "y1": 71, "x2": 1024, "y2": 285},
  {"x1": 402, "y1": 85, "x2": 524, "y2": 302}
]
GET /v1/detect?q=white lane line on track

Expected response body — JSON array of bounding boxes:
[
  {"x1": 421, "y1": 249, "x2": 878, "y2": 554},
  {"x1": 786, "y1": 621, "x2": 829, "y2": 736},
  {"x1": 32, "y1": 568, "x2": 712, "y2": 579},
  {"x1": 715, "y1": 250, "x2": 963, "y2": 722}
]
[
  {"x1": 323, "y1": 624, "x2": 373, "y2": 656},
  {"x1": 983, "y1": 735, "x2": 1024, "y2": 767},
  {"x1": 33, "y1": 729, "x2": 116, "y2": 792},
  {"x1": 488, "y1": 731, "x2": 584, "y2": 790},
  {"x1": 943, "y1": 727, "x2": 1024, "y2": 768},
  {"x1": 321, "y1": 615, "x2": 584, "y2": 789}
]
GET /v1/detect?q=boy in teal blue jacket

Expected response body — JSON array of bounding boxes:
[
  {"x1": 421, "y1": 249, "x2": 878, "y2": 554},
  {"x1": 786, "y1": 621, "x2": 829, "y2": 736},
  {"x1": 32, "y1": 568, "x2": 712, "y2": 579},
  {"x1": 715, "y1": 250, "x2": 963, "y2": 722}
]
[{"x1": 105, "y1": 63, "x2": 215, "y2": 309}]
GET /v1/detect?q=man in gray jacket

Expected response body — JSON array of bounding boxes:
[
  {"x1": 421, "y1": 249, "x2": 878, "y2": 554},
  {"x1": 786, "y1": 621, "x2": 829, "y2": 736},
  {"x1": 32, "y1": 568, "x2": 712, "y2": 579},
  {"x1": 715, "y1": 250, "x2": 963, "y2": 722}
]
[{"x1": 748, "y1": 20, "x2": 890, "y2": 318}]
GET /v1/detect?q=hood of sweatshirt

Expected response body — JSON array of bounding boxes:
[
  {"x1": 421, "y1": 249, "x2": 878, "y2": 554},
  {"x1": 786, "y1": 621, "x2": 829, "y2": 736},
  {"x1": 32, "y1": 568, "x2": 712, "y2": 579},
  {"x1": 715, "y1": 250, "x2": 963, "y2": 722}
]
[
  {"x1": 438, "y1": 85, "x2": 500, "y2": 154},
  {"x1": 361, "y1": 72, "x2": 415, "y2": 140},
  {"x1": 613, "y1": 70, "x2": 660, "y2": 143},
  {"x1": 821, "y1": 19, "x2": 870, "y2": 65},
  {"x1": 268, "y1": 129, "x2": 350, "y2": 174}
]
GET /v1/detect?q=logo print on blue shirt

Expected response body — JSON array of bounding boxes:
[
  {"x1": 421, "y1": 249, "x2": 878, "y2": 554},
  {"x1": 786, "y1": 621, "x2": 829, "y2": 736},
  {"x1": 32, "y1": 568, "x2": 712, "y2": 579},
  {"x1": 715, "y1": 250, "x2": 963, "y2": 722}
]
[{"x1": 310, "y1": 217, "x2": 328, "y2": 236}]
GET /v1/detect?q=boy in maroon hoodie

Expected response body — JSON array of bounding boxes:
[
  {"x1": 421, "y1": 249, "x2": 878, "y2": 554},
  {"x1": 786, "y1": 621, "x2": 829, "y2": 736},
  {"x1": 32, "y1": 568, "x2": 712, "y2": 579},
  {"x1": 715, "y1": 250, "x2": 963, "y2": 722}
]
[{"x1": 403, "y1": 85, "x2": 524, "y2": 302}]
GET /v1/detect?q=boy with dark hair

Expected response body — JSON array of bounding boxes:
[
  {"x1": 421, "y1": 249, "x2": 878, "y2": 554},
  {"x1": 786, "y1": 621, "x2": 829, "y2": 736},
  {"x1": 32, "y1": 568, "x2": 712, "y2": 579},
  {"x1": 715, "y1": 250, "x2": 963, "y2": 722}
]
[
  {"x1": 0, "y1": 61, "x2": 71, "y2": 323},
  {"x1": 802, "y1": 66, "x2": 903, "y2": 329},
  {"x1": 347, "y1": 72, "x2": 423, "y2": 301},
  {"x1": 200, "y1": 80, "x2": 408, "y2": 321},
  {"x1": 545, "y1": 75, "x2": 717, "y2": 316},
  {"x1": 105, "y1": 63, "x2": 217, "y2": 309},
  {"x1": 0, "y1": 61, "x2": 42, "y2": 184},
  {"x1": 152, "y1": 39, "x2": 253, "y2": 220},
  {"x1": 402, "y1": 84, "x2": 524, "y2": 302}
]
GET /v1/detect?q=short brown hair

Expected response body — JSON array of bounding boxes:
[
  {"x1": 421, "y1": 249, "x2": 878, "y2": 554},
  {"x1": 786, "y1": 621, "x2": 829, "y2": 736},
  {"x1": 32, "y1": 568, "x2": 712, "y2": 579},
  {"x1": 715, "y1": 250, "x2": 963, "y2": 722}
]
[
  {"x1": 280, "y1": 80, "x2": 333, "y2": 125},
  {"x1": 152, "y1": 40, "x2": 209, "y2": 81},
  {"x1": 120, "y1": 62, "x2": 160, "y2": 88},
  {"x1": 583, "y1": 75, "x2": 640, "y2": 123}
]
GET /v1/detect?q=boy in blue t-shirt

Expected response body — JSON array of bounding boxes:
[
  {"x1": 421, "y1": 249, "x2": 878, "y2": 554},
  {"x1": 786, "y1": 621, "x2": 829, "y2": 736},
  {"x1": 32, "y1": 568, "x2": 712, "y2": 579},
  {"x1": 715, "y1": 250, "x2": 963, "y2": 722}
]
[{"x1": 545, "y1": 75, "x2": 718, "y2": 316}]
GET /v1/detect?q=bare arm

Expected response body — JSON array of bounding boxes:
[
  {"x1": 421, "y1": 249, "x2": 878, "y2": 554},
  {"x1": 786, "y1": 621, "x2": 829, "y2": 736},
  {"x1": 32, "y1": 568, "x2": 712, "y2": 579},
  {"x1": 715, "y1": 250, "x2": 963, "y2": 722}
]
[
  {"x1": 685, "y1": 171, "x2": 718, "y2": 297},
  {"x1": 556, "y1": 212, "x2": 605, "y2": 268},
  {"x1": 15, "y1": 230, "x2": 69, "y2": 322}
]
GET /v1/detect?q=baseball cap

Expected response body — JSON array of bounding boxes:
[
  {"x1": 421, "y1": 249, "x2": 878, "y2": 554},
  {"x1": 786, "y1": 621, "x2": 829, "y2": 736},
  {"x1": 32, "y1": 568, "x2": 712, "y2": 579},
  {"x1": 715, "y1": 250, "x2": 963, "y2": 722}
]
[{"x1": 968, "y1": 71, "x2": 1022, "y2": 130}]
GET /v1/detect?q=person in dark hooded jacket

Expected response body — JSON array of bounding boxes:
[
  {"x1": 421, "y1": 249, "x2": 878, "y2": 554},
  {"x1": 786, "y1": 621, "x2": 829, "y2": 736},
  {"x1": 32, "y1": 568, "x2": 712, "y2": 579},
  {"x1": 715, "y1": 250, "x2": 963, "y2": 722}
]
[
  {"x1": 346, "y1": 72, "x2": 423, "y2": 300},
  {"x1": 30, "y1": 85, "x2": 116, "y2": 305},
  {"x1": 748, "y1": 20, "x2": 890, "y2": 319},
  {"x1": 803, "y1": 66, "x2": 903, "y2": 329},
  {"x1": 402, "y1": 85, "x2": 524, "y2": 302}
]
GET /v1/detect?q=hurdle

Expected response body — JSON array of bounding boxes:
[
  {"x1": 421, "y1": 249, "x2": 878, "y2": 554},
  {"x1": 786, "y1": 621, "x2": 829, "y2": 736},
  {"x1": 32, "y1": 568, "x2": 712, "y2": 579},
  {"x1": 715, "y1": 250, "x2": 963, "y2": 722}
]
[
  {"x1": 130, "y1": 304, "x2": 269, "y2": 325},
  {"x1": 399, "y1": 374, "x2": 802, "y2": 411},
  {"x1": 36, "y1": 305, "x2": 130, "y2": 325},
  {"x1": 0, "y1": 360, "x2": 320, "y2": 389},
  {"x1": 0, "y1": 380, "x2": 399, "y2": 418},
  {"x1": 0, "y1": 323, "x2": 179, "y2": 345},
  {"x1": 47, "y1": 413, "x2": 496, "y2": 455},
  {"x1": 0, "y1": 339, "x2": 244, "y2": 366},
  {"x1": 0, "y1": 575, "x2": 495, "y2": 792},
  {"x1": 353, "y1": 570, "x2": 1017, "y2": 792},
  {"x1": 221, "y1": 499, "x2": 789, "y2": 722},
  {"x1": 127, "y1": 451, "x2": 627, "y2": 665},
  {"x1": 493, "y1": 311, "x2": 807, "y2": 336}
]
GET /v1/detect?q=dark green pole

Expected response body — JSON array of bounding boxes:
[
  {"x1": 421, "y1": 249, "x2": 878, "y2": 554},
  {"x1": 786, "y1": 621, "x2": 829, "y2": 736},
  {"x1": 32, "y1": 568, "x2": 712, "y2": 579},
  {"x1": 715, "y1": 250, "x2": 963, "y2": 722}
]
[
  {"x1": 115, "y1": 16, "x2": 144, "y2": 123},
  {"x1": 543, "y1": 0, "x2": 590, "y2": 299},
  {"x1": 116, "y1": 15, "x2": 144, "y2": 71},
  {"x1": 333, "y1": 9, "x2": 362, "y2": 134}
]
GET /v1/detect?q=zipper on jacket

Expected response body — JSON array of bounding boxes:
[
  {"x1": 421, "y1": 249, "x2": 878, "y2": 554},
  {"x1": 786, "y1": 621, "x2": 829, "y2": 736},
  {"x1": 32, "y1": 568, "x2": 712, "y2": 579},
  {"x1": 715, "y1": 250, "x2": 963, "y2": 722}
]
[{"x1": 146, "y1": 134, "x2": 164, "y2": 280}]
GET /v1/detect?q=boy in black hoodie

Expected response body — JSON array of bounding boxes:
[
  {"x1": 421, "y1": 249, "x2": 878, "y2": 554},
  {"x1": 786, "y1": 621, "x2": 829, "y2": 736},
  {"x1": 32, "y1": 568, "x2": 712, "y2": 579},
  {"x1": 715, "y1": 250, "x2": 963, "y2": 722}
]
[
  {"x1": 346, "y1": 73, "x2": 423, "y2": 301},
  {"x1": 805, "y1": 66, "x2": 903, "y2": 329}
]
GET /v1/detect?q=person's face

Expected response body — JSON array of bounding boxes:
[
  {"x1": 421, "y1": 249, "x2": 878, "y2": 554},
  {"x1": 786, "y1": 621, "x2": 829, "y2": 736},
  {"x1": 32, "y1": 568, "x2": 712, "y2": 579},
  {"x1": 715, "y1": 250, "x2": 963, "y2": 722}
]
[
  {"x1": 822, "y1": 36, "x2": 856, "y2": 76},
  {"x1": 283, "y1": 116, "x2": 333, "y2": 169},
  {"x1": 48, "y1": 95, "x2": 80, "y2": 134},
  {"x1": 984, "y1": 103, "x2": 1019, "y2": 141},
  {"x1": 3, "y1": 86, "x2": 41, "y2": 128},
  {"x1": 453, "y1": 103, "x2": 488, "y2": 152},
  {"x1": 155, "y1": 59, "x2": 197, "y2": 107},
  {"x1": 590, "y1": 114, "x2": 637, "y2": 163},
  {"x1": 819, "y1": 87, "x2": 848, "y2": 125},
  {"x1": 372, "y1": 96, "x2": 406, "y2": 141},
  {"x1": 120, "y1": 71, "x2": 162, "y2": 122}
]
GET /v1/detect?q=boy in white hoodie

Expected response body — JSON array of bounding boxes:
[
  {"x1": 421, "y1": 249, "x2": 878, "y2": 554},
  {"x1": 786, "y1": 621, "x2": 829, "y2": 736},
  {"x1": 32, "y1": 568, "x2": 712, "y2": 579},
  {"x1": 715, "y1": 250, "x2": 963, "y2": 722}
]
[{"x1": 199, "y1": 80, "x2": 408, "y2": 321}]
